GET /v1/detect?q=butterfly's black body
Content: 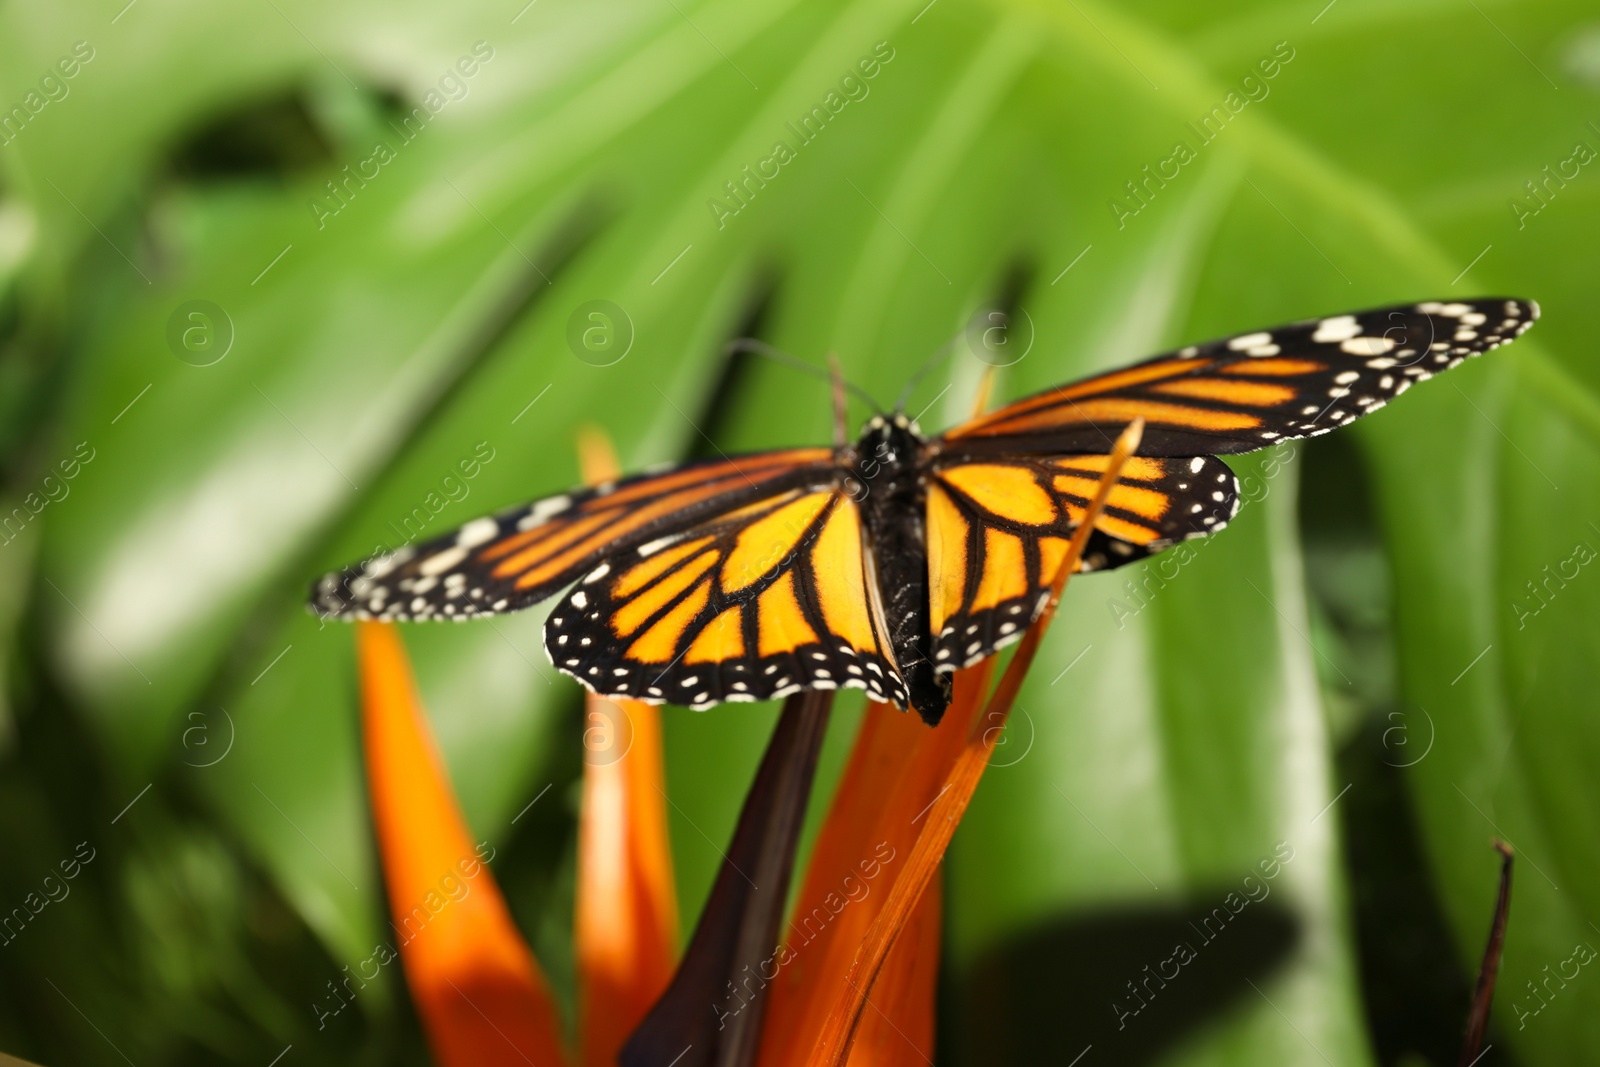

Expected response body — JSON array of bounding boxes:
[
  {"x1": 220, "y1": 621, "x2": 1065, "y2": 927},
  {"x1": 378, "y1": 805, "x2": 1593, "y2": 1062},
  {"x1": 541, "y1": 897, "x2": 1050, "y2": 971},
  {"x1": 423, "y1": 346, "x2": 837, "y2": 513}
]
[
  {"x1": 849, "y1": 414, "x2": 951, "y2": 721},
  {"x1": 311, "y1": 298, "x2": 1539, "y2": 727}
]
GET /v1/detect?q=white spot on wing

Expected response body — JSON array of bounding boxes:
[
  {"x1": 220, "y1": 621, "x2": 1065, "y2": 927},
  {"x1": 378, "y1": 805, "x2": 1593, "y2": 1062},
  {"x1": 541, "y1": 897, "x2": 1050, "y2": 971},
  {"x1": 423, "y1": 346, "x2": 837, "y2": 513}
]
[
  {"x1": 418, "y1": 546, "x2": 469, "y2": 576},
  {"x1": 364, "y1": 547, "x2": 415, "y2": 580},
  {"x1": 1340, "y1": 336, "x2": 1396, "y2": 356},
  {"x1": 1312, "y1": 316, "x2": 1361, "y2": 343},
  {"x1": 456, "y1": 517, "x2": 499, "y2": 548},
  {"x1": 517, "y1": 495, "x2": 572, "y2": 531},
  {"x1": 639, "y1": 536, "x2": 677, "y2": 556}
]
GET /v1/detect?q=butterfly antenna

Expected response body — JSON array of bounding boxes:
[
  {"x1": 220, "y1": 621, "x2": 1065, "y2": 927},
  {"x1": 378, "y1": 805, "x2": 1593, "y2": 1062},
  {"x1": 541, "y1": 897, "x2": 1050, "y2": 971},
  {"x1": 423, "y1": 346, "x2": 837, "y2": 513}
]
[
  {"x1": 723, "y1": 338, "x2": 885, "y2": 414},
  {"x1": 828, "y1": 353, "x2": 849, "y2": 447},
  {"x1": 893, "y1": 323, "x2": 969, "y2": 413}
]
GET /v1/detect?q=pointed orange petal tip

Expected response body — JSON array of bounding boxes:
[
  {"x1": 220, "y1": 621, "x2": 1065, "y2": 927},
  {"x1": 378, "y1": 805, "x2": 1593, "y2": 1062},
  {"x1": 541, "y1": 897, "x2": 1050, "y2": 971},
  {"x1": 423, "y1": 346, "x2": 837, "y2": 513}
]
[
  {"x1": 576, "y1": 423, "x2": 621, "y2": 484},
  {"x1": 358, "y1": 620, "x2": 570, "y2": 1067}
]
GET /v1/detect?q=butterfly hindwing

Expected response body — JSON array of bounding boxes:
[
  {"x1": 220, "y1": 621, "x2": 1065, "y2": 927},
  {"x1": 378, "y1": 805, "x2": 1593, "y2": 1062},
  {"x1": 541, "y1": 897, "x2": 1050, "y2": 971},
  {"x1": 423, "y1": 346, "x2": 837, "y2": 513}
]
[
  {"x1": 925, "y1": 453, "x2": 1238, "y2": 672},
  {"x1": 942, "y1": 298, "x2": 1538, "y2": 457},
  {"x1": 310, "y1": 448, "x2": 835, "y2": 621},
  {"x1": 544, "y1": 488, "x2": 908, "y2": 710}
]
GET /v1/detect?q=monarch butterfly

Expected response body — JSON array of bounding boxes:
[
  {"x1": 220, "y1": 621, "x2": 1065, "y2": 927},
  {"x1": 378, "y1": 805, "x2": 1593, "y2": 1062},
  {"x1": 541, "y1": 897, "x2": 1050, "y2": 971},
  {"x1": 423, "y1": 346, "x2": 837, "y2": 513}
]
[{"x1": 312, "y1": 298, "x2": 1537, "y2": 724}]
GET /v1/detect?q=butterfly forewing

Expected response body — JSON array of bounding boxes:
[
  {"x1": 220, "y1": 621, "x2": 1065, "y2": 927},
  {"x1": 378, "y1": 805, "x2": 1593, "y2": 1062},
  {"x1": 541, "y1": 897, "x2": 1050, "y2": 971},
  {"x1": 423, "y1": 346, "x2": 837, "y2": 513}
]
[
  {"x1": 311, "y1": 448, "x2": 835, "y2": 621},
  {"x1": 925, "y1": 453, "x2": 1238, "y2": 671},
  {"x1": 942, "y1": 299, "x2": 1538, "y2": 458},
  {"x1": 544, "y1": 489, "x2": 908, "y2": 709}
]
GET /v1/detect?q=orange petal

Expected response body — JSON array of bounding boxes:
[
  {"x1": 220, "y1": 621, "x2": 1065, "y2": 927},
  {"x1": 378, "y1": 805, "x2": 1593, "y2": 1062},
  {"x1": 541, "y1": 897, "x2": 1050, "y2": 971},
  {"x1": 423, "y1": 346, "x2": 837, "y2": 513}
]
[
  {"x1": 756, "y1": 668, "x2": 988, "y2": 1067},
  {"x1": 843, "y1": 875, "x2": 941, "y2": 1066},
  {"x1": 358, "y1": 620, "x2": 569, "y2": 1067},
  {"x1": 806, "y1": 420, "x2": 1146, "y2": 1066},
  {"x1": 576, "y1": 695, "x2": 680, "y2": 1065},
  {"x1": 574, "y1": 424, "x2": 680, "y2": 1064}
]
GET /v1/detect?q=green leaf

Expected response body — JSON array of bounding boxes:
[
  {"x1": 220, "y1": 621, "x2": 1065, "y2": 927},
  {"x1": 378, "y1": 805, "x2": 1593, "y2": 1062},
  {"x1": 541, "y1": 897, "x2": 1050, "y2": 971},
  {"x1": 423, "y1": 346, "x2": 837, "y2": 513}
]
[{"x1": 7, "y1": 0, "x2": 1599, "y2": 1060}]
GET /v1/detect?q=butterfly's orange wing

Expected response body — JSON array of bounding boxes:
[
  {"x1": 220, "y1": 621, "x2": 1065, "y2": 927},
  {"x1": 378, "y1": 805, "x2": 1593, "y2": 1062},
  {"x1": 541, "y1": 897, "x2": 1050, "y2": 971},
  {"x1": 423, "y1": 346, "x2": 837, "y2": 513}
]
[
  {"x1": 942, "y1": 299, "x2": 1537, "y2": 458},
  {"x1": 312, "y1": 448, "x2": 834, "y2": 621},
  {"x1": 313, "y1": 452, "x2": 909, "y2": 709},
  {"x1": 924, "y1": 453, "x2": 1237, "y2": 671},
  {"x1": 545, "y1": 488, "x2": 906, "y2": 708}
]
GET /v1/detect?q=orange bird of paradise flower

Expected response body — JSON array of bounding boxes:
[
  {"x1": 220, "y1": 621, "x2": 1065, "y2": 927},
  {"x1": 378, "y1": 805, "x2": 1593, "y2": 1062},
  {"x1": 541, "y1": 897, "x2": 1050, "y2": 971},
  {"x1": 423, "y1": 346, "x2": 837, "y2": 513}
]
[
  {"x1": 352, "y1": 410, "x2": 1143, "y2": 1067},
  {"x1": 355, "y1": 414, "x2": 1515, "y2": 1065}
]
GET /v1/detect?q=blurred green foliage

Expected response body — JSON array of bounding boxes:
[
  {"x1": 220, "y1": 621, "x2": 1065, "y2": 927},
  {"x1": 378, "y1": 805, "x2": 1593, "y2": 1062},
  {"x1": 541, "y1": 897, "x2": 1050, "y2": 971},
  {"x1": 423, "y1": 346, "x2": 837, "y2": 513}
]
[{"x1": 1, "y1": 0, "x2": 1598, "y2": 1063}]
